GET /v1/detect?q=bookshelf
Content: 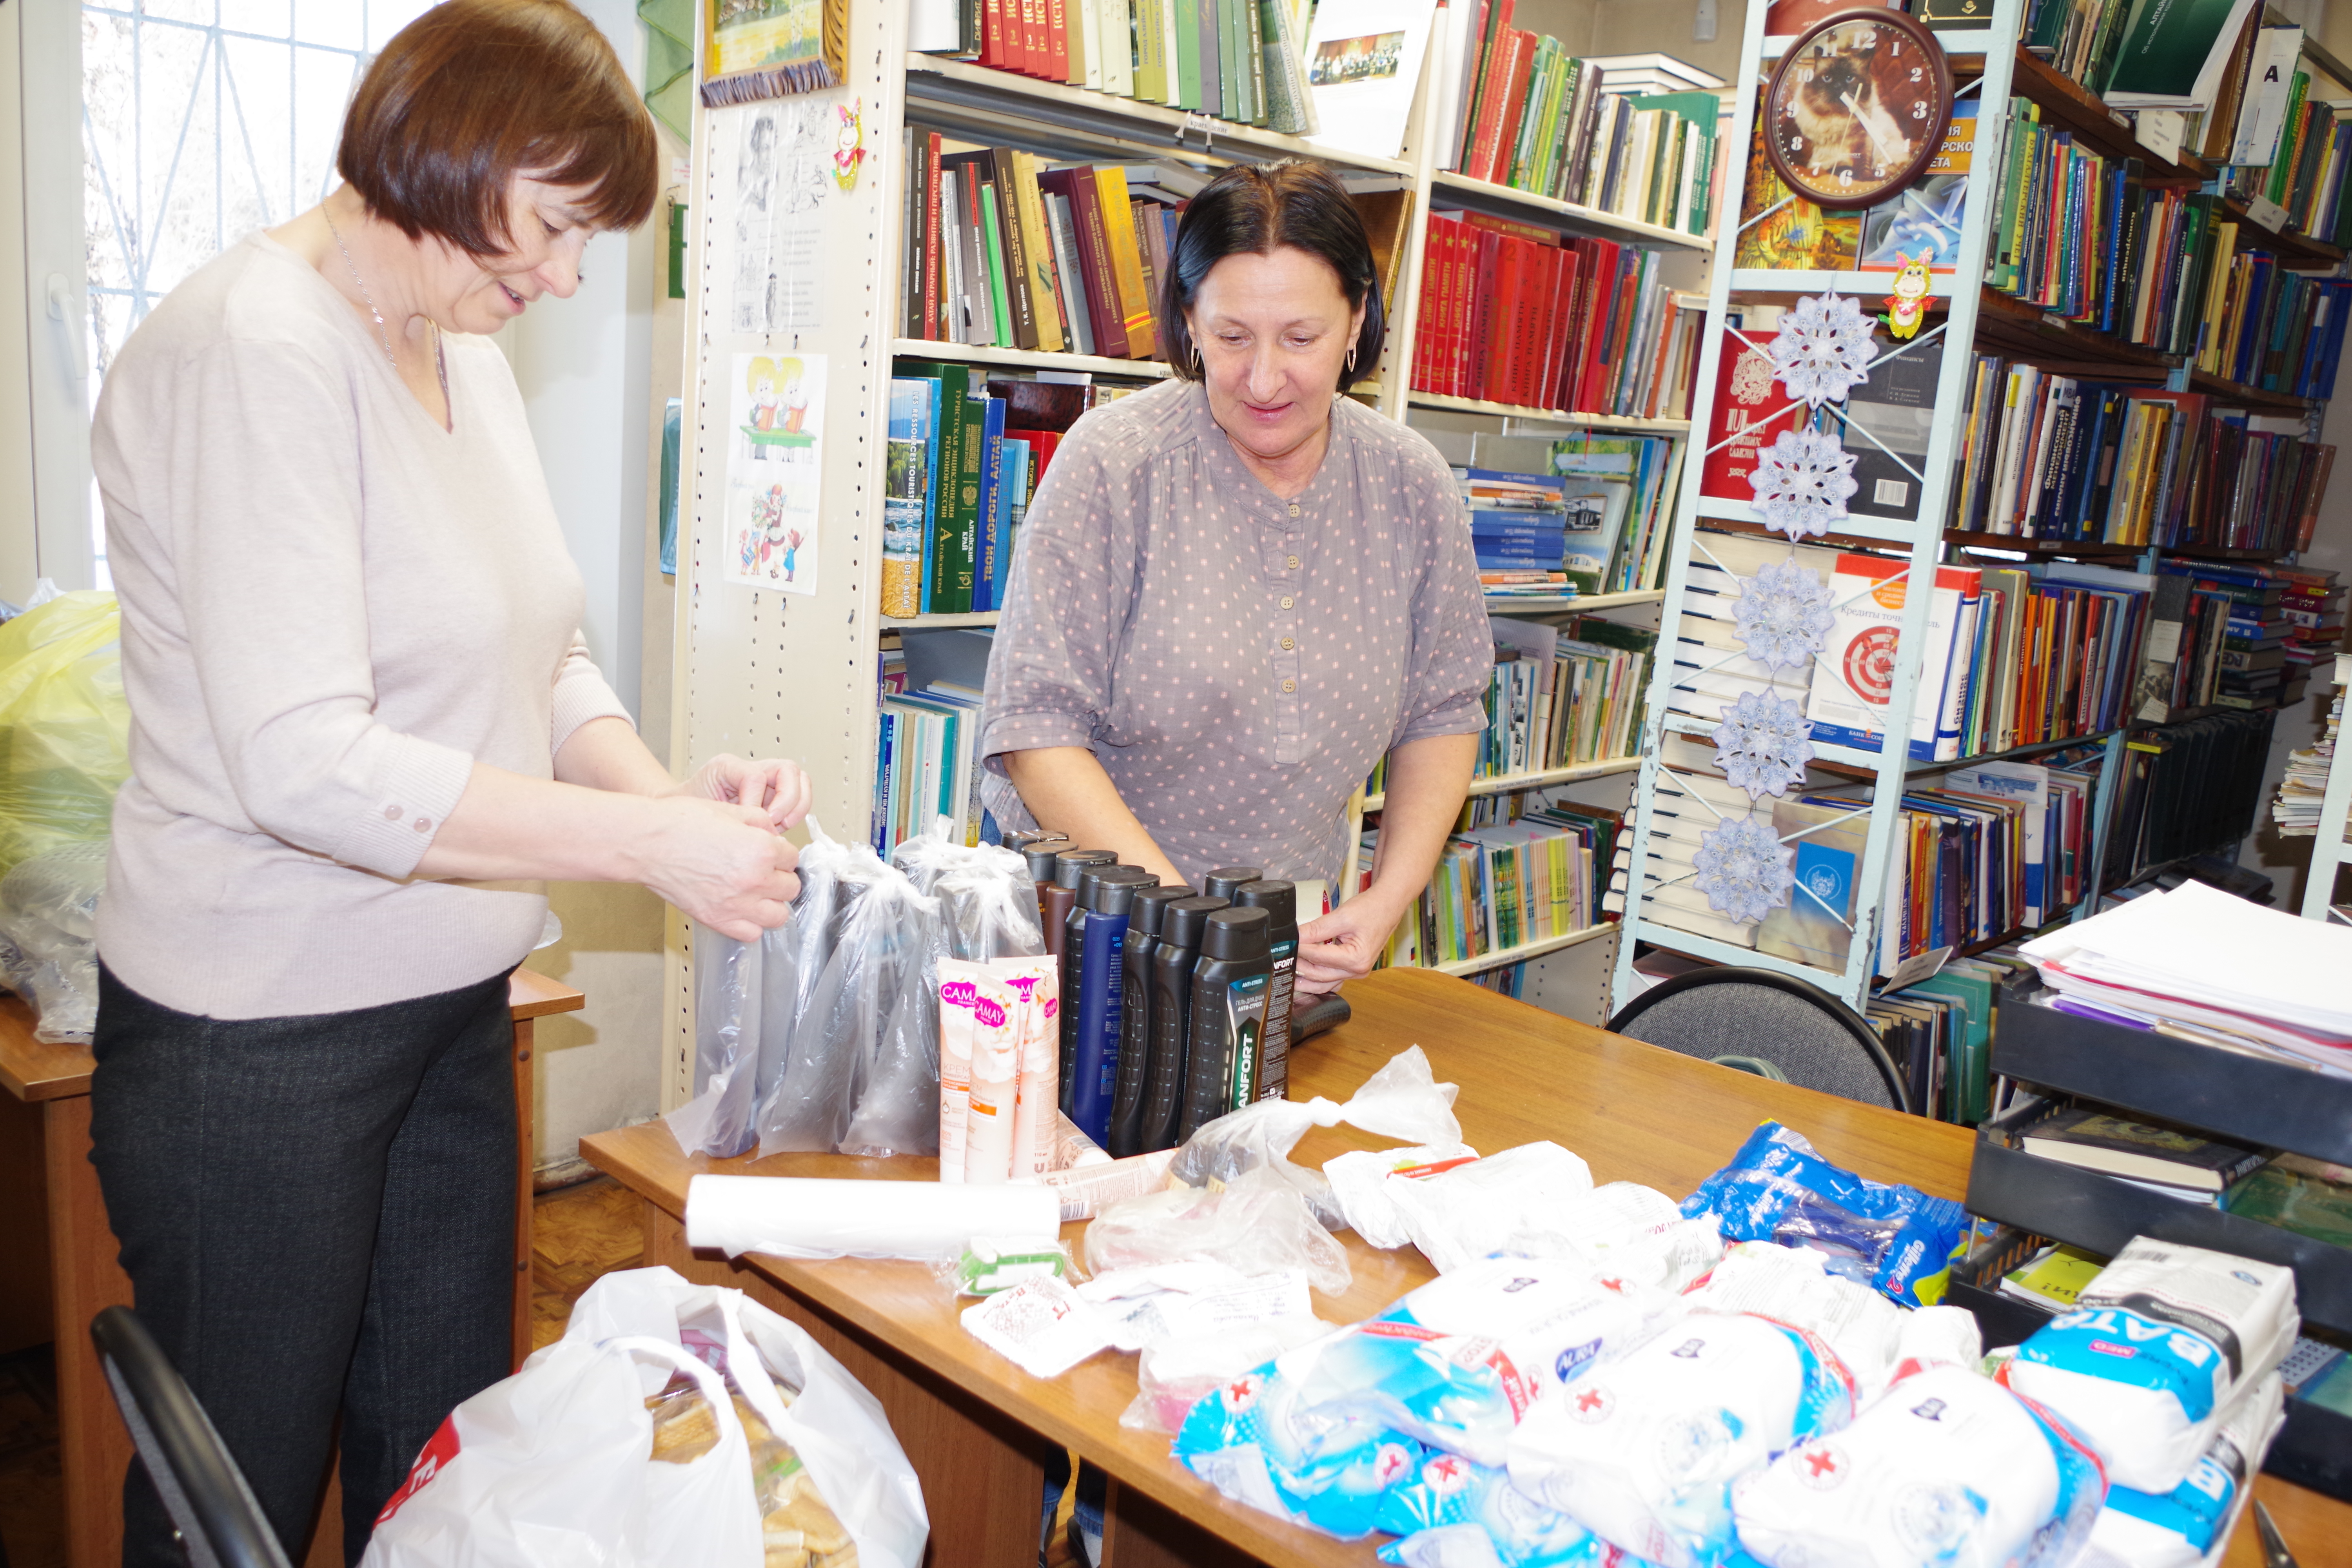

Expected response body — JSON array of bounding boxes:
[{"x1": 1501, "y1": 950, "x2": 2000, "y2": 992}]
[
  {"x1": 659, "y1": 0, "x2": 1734, "y2": 1082},
  {"x1": 1608, "y1": 0, "x2": 2352, "y2": 1022},
  {"x1": 2303, "y1": 653, "x2": 2352, "y2": 922}
]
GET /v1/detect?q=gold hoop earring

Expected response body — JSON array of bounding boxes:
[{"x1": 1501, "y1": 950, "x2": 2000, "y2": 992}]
[
  {"x1": 1346, "y1": 345, "x2": 1358, "y2": 373},
  {"x1": 1192, "y1": 343, "x2": 1203, "y2": 374}
]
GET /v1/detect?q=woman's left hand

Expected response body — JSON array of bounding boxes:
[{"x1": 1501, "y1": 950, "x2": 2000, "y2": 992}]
[
  {"x1": 672, "y1": 754, "x2": 812, "y2": 831},
  {"x1": 1296, "y1": 891, "x2": 1406, "y2": 997}
]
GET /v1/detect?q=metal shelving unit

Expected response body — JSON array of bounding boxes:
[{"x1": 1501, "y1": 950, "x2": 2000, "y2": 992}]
[{"x1": 2302, "y1": 653, "x2": 2352, "y2": 923}]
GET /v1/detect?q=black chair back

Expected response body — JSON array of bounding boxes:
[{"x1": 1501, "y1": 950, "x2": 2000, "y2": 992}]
[
  {"x1": 90, "y1": 1305, "x2": 293, "y2": 1568},
  {"x1": 1607, "y1": 966, "x2": 1913, "y2": 1114}
]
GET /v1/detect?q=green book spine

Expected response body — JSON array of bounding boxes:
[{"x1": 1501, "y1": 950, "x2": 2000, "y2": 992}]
[
  {"x1": 1243, "y1": 0, "x2": 1266, "y2": 125},
  {"x1": 1507, "y1": 40, "x2": 1555, "y2": 189},
  {"x1": 949, "y1": 390, "x2": 985, "y2": 612},
  {"x1": 1173, "y1": 0, "x2": 1201, "y2": 109},
  {"x1": 898, "y1": 361, "x2": 969, "y2": 613},
  {"x1": 2268, "y1": 72, "x2": 2308, "y2": 205},
  {"x1": 980, "y1": 184, "x2": 1014, "y2": 349}
]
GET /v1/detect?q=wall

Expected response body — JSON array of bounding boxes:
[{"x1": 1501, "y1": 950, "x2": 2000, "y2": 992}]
[{"x1": 500, "y1": 0, "x2": 683, "y2": 1169}]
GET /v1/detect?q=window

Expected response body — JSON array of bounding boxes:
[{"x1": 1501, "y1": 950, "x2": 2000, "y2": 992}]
[{"x1": 80, "y1": 0, "x2": 435, "y2": 572}]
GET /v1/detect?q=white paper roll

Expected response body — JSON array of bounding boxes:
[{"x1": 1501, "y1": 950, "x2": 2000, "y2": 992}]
[{"x1": 684, "y1": 1174, "x2": 1062, "y2": 1261}]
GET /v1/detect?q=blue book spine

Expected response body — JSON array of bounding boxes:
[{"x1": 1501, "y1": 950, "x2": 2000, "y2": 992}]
[
  {"x1": 971, "y1": 397, "x2": 1006, "y2": 612},
  {"x1": 1069, "y1": 911, "x2": 1129, "y2": 1143}
]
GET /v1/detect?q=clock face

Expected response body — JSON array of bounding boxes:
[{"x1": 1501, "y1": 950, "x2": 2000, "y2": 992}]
[{"x1": 1766, "y1": 9, "x2": 1951, "y2": 210}]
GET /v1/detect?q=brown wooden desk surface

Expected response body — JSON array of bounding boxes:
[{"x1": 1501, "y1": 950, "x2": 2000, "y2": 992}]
[{"x1": 577, "y1": 968, "x2": 2350, "y2": 1568}]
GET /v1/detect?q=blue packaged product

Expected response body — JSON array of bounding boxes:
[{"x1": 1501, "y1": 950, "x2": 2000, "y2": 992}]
[
  {"x1": 1679, "y1": 1122, "x2": 1968, "y2": 1307},
  {"x1": 1374, "y1": 1452, "x2": 1597, "y2": 1568},
  {"x1": 1173, "y1": 1258, "x2": 1678, "y2": 1536}
]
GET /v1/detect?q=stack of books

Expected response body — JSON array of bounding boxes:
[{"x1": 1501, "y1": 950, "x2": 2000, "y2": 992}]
[
  {"x1": 1468, "y1": 430, "x2": 1684, "y2": 598},
  {"x1": 1463, "y1": 466, "x2": 1569, "y2": 581},
  {"x1": 1999, "y1": 1243, "x2": 2109, "y2": 1312},
  {"x1": 1948, "y1": 356, "x2": 2335, "y2": 553},
  {"x1": 2273, "y1": 687, "x2": 2346, "y2": 842},
  {"x1": 2279, "y1": 566, "x2": 2347, "y2": 681},
  {"x1": 886, "y1": 367, "x2": 1131, "y2": 616},
  {"x1": 2161, "y1": 561, "x2": 2327, "y2": 708},
  {"x1": 1410, "y1": 215, "x2": 1700, "y2": 419},
  {"x1": 2224, "y1": 49, "x2": 2352, "y2": 248},
  {"x1": 1871, "y1": 947, "x2": 2031, "y2": 1124}
]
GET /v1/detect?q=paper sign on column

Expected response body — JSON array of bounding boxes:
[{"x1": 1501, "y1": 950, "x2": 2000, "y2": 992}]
[{"x1": 724, "y1": 350, "x2": 824, "y2": 595}]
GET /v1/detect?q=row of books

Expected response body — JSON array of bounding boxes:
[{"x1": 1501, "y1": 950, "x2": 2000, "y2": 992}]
[
  {"x1": 910, "y1": 0, "x2": 1317, "y2": 134},
  {"x1": 872, "y1": 650, "x2": 987, "y2": 854},
  {"x1": 1949, "y1": 358, "x2": 2335, "y2": 552},
  {"x1": 1436, "y1": 1, "x2": 1720, "y2": 233},
  {"x1": 2189, "y1": 243, "x2": 2352, "y2": 397},
  {"x1": 901, "y1": 138, "x2": 1167, "y2": 359},
  {"x1": 2103, "y1": 708, "x2": 2278, "y2": 882},
  {"x1": 1866, "y1": 946, "x2": 2032, "y2": 1126},
  {"x1": 2237, "y1": 62, "x2": 2352, "y2": 247},
  {"x1": 2156, "y1": 560, "x2": 2342, "y2": 710},
  {"x1": 1608, "y1": 739, "x2": 2104, "y2": 979},
  {"x1": 1461, "y1": 430, "x2": 1684, "y2": 598},
  {"x1": 1409, "y1": 214, "x2": 1700, "y2": 419},
  {"x1": 886, "y1": 366, "x2": 1129, "y2": 617},
  {"x1": 1363, "y1": 797, "x2": 1621, "y2": 969}
]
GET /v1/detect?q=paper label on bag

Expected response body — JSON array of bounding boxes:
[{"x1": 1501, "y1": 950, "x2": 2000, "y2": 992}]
[
  {"x1": 961, "y1": 1275, "x2": 1115, "y2": 1377},
  {"x1": 1084, "y1": 1269, "x2": 1315, "y2": 1352}
]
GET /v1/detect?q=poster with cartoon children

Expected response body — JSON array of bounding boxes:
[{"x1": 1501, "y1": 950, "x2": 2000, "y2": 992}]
[{"x1": 724, "y1": 350, "x2": 824, "y2": 595}]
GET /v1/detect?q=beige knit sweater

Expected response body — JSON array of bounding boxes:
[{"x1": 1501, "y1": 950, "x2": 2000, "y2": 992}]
[{"x1": 92, "y1": 231, "x2": 630, "y2": 1019}]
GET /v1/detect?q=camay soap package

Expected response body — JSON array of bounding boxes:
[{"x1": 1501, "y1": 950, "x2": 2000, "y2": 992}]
[
  {"x1": 2004, "y1": 1238, "x2": 2297, "y2": 1494},
  {"x1": 1173, "y1": 1258, "x2": 1679, "y2": 1537},
  {"x1": 2081, "y1": 1369, "x2": 2285, "y2": 1568},
  {"x1": 1679, "y1": 1123, "x2": 1969, "y2": 1308},
  {"x1": 1508, "y1": 1312, "x2": 1856, "y2": 1568},
  {"x1": 1731, "y1": 1363, "x2": 2107, "y2": 1568}
]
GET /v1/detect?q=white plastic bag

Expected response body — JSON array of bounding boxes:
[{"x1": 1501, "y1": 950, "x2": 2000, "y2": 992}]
[
  {"x1": 363, "y1": 1266, "x2": 927, "y2": 1568},
  {"x1": 1382, "y1": 1142, "x2": 1595, "y2": 1274},
  {"x1": 1086, "y1": 1165, "x2": 1353, "y2": 1297}
]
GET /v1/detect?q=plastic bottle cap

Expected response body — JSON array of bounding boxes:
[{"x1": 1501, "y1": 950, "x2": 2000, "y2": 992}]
[
  {"x1": 1004, "y1": 828, "x2": 1069, "y2": 853},
  {"x1": 1202, "y1": 866, "x2": 1265, "y2": 902},
  {"x1": 1129, "y1": 884, "x2": 1195, "y2": 938},
  {"x1": 1160, "y1": 895, "x2": 1229, "y2": 950},
  {"x1": 1081, "y1": 865, "x2": 1157, "y2": 915},
  {"x1": 1053, "y1": 848, "x2": 1116, "y2": 889},
  {"x1": 1200, "y1": 905, "x2": 1272, "y2": 962},
  {"x1": 1234, "y1": 880, "x2": 1298, "y2": 937},
  {"x1": 1022, "y1": 842, "x2": 1069, "y2": 880}
]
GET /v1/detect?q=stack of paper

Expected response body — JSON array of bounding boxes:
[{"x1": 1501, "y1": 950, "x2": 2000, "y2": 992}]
[
  {"x1": 2272, "y1": 687, "x2": 2344, "y2": 839},
  {"x1": 2020, "y1": 881, "x2": 2352, "y2": 1074}
]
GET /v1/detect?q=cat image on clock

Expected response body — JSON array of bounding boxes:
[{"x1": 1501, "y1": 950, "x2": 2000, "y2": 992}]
[{"x1": 1789, "y1": 36, "x2": 1915, "y2": 181}]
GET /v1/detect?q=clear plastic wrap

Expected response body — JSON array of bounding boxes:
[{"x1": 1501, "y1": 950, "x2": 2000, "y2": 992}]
[
  {"x1": 757, "y1": 829, "x2": 888, "y2": 1154},
  {"x1": 837, "y1": 870, "x2": 948, "y2": 1158},
  {"x1": 667, "y1": 923, "x2": 766, "y2": 1157},
  {"x1": 891, "y1": 817, "x2": 1045, "y2": 959},
  {"x1": 0, "y1": 591, "x2": 130, "y2": 882},
  {"x1": 1085, "y1": 1165, "x2": 1352, "y2": 1297},
  {"x1": 0, "y1": 838, "x2": 107, "y2": 1043}
]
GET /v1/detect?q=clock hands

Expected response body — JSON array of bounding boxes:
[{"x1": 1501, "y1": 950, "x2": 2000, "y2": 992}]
[{"x1": 1840, "y1": 89, "x2": 1906, "y2": 170}]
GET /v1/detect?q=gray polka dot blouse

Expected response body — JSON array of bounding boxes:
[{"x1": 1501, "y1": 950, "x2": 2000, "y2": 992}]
[{"x1": 978, "y1": 378, "x2": 1492, "y2": 893}]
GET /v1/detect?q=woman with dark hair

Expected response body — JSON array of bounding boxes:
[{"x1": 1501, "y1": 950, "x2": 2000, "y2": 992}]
[
  {"x1": 981, "y1": 158, "x2": 1489, "y2": 998},
  {"x1": 86, "y1": 3, "x2": 805, "y2": 1561}
]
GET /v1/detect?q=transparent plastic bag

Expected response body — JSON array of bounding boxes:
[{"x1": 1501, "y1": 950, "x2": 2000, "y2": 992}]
[
  {"x1": 0, "y1": 592, "x2": 129, "y2": 882},
  {"x1": 1169, "y1": 1045, "x2": 1465, "y2": 1229},
  {"x1": 1085, "y1": 1165, "x2": 1351, "y2": 1297},
  {"x1": 757, "y1": 825, "x2": 888, "y2": 1154},
  {"x1": 666, "y1": 925, "x2": 766, "y2": 1157},
  {"x1": 754, "y1": 820, "x2": 861, "y2": 1125},
  {"x1": 891, "y1": 816, "x2": 1043, "y2": 959},
  {"x1": 0, "y1": 838, "x2": 107, "y2": 1043}
]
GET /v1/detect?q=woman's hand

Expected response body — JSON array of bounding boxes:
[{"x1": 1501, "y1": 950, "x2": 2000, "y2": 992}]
[
  {"x1": 630, "y1": 796, "x2": 801, "y2": 940},
  {"x1": 672, "y1": 753, "x2": 811, "y2": 831},
  {"x1": 1296, "y1": 888, "x2": 1407, "y2": 997}
]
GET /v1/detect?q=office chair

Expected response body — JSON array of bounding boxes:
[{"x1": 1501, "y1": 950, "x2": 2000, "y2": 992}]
[
  {"x1": 1607, "y1": 966, "x2": 1912, "y2": 1114},
  {"x1": 90, "y1": 1306, "x2": 294, "y2": 1568}
]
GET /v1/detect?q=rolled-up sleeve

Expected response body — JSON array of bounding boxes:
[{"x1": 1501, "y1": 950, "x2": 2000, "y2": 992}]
[
  {"x1": 979, "y1": 430, "x2": 1138, "y2": 774},
  {"x1": 174, "y1": 340, "x2": 474, "y2": 878},
  {"x1": 1390, "y1": 472, "x2": 1494, "y2": 750}
]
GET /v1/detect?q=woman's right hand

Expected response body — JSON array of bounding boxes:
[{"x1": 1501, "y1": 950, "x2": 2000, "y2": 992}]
[{"x1": 633, "y1": 796, "x2": 800, "y2": 940}]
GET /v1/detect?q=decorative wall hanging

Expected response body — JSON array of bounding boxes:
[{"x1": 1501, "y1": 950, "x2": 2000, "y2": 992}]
[
  {"x1": 1766, "y1": 291, "x2": 1876, "y2": 407},
  {"x1": 1712, "y1": 690, "x2": 1817, "y2": 800},
  {"x1": 1734, "y1": 558, "x2": 1838, "y2": 672},
  {"x1": 1693, "y1": 814, "x2": 1797, "y2": 924},
  {"x1": 1746, "y1": 426, "x2": 1859, "y2": 540}
]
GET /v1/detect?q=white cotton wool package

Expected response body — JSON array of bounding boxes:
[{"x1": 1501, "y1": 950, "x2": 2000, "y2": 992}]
[
  {"x1": 1730, "y1": 1364, "x2": 2105, "y2": 1568},
  {"x1": 2004, "y1": 1238, "x2": 2297, "y2": 1494},
  {"x1": 2080, "y1": 1369, "x2": 2287, "y2": 1568},
  {"x1": 1380, "y1": 1141, "x2": 1595, "y2": 1273},
  {"x1": 1507, "y1": 1311, "x2": 1856, "y2": 1568},
  {"x1": 1682, "y1": 1242, "x2": 1909, "y2": 1399}
]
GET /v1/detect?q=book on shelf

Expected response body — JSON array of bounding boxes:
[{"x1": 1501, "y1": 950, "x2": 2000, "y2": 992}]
[
  {"x1": 1466, "y1": 430, "x2": 1684, "y2": 595},
  {"x1": 2103, "y1": 708, "x2": 2278, "y2": 882},
  {"x1": 874, "y1": 677, "x2": 987, "y2": 853},
  {"x1": 1409, "y1": 213, "x2": 1703, "y2": 420},
  {"x1": 911, "y1": 0, "x2": 1319, "y2": 135},
  {"x1": 1733, "y1": 94, "x2": 1977, "y2": 274},
  {"x1": 2018, "y1": 1104, "x2": 2270, "y2": 1191},
  {"x1": 1300, "y1": 0, "x2": 1438, "y2": 160},
  {"x1": 1999, "y1": 1243, "x2": 2109, "y2": 1311},
  {"x1": 1362, "y1": 797, "x2": 1617, "y2": 969}
]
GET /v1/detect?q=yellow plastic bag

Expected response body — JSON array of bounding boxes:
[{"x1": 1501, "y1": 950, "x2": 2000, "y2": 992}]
[{"x1": 0, "y1": 592, "x2": 129, "y2": 880}]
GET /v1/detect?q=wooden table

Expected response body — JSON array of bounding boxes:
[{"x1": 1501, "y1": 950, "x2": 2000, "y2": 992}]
[
  {"x1": 0, "y1": 967, "x2": 585, "y2": 1568},
  {"x1": 580, "y1": 967, "x2": 2349, "y2": 1568}
]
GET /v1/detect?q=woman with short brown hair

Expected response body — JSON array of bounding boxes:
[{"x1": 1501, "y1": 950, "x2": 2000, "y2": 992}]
[{"x1": 86, "y1": 4, "x2": 804, "y2": 1562}]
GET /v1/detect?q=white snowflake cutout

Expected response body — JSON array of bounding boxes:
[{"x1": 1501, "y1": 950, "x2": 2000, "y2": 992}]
[
  {"x1": 1767, "y1": 293, "x2": 1876, "y2": 408},
  {"x1": 1747, "y1": 426, "x2": 1859, "y2": 541},
  {"x1": 1693, "y1": 813, "x2": 1795, "y2": 925},
  {"x1": 1734, "y1": 558, "x2": 1837, "y2": 673},
  {"x1": 1711, "y1": 689, "x2": 1815, "y2": 800}
]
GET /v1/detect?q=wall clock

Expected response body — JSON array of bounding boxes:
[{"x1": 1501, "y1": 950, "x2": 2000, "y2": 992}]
[{"x1": 1763, "y1": 7, "x2": 1954, "y2": 211}]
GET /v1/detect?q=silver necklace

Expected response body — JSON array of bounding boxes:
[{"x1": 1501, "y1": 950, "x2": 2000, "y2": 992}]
[{"x1": 323, "y1": 206, "x2": 399, "y2": 369}]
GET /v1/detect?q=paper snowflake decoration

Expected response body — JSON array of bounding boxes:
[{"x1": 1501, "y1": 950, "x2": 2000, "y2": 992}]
[
  {"x1": 1767, "y1": 292, "x2": 1876, "y2": 408},
  {"x1": 1747, "y1": 426, "x2": 1858, "y2": 541},
  {"x1": 1712, "y1": 689, "x2": 1815, "y2": 800},
  {"x1": 1693, "y1": 813, "x2": 1796, "y2": 925},
  {"x1": 1734, "y1": 558, "x2": 1837, "y2": 673}
]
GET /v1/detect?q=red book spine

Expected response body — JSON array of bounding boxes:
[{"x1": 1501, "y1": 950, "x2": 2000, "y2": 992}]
[
  {"x1": 1042, "y1": 169, "x2": 1129, "y2": 357},
  {"x1": 1567, "y1": 239, "x2": 1612, "y2": 412},
  {"x1": 982, "y1": 0, "x2": 1005, "y2": 67},
  {"x1": 1022, "y1": 0, "x2": 1044, "y2": 76},
  {"x1": 1541, "y1": 246, "x2": 1578, "y2": 410},
  {"x1": 1465, "y1": 230, "x2": 1499, "y2": 400},
  {"x1": 1465, "y1": 30, "x2": 1528, "y2": 183},
  {"x1": 1047, "y1": 0, "x2": 1068, "y2": 80},
  {"x1": 1451, "y1": 223, "x2": 1474, "y2": 397},
  {"x1": 1412, "y1": 220, "x2": 1442, "y2": 392},
  {"x1": 1526, "y1": 244, "x2": 1562, "y2": 409},
  {"x1": 1483, "y1": 32, "x2": 1538, "y2": 187}
]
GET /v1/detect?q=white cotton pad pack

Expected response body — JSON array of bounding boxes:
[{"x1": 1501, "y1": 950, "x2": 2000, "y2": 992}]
[
  {"x1": 2081, "y1": 1369, "x2": 2286, "y2": 1568},
  {"x1": 1732, "y1": 1363, "x2": 2104, "y2": 1568},
  {"x1": 2004, "y1": 1238, "x2": 2298, "y2": 1494},
  {"x1": 1507, "y1": 1311, "x2": 1855, "y2": 1568}
]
